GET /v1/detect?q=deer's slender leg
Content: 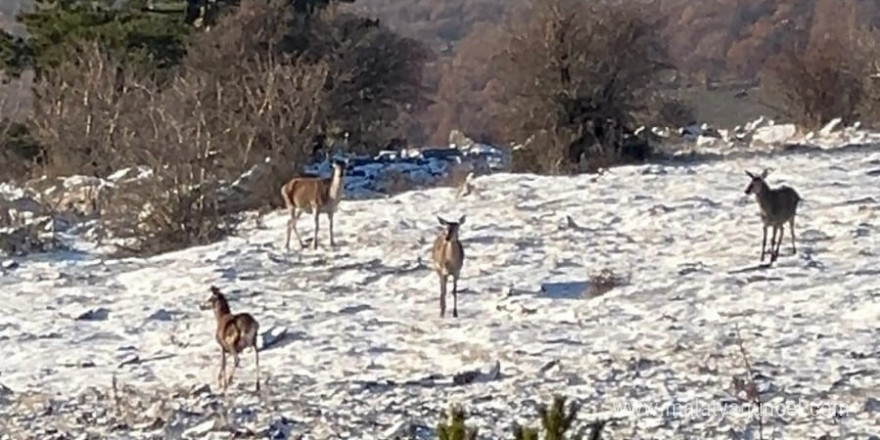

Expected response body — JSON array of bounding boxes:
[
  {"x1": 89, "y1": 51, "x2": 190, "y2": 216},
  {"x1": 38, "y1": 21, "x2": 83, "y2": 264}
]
[
  {"x1": 775, "y1": 224, "x2": 785, "y2": 259},
  {"x1": 761, "y1": 225, "x2": 768, "y2": 262},
  {"x1": 439, "y1": 274, "x2": 447, "y2": 318},
  {"x1": 219, "y1": 350, "x2": 227, "y2": 389},
  {"x1": 328, "y1": 212, "x2": 335, "y2": 247},
  {"x1": 769, "y1": 225, "x2": 782, "y2": 263},
  {"x1": 768, "y1": 226, "x2": 778, "y2": 263},
  {"x1": 452, "y1": 276, "x2": 459, "y2": 318},
  {"x1": 284, "y1": 210, "x2": 293, "y2": 251},
  {"x1": 288, "y1": 209, "x2": 304, "y2": 250},
  {"x1": 312, "y1": 208, "x2": 321, "y2": 250},
  {"x1": 789, "y1": 218, "x2": 797, "y2": 255},
  {"x1": 227, "y1": 353, "x2": 239, "y2": 387},
  {"x1": 254, "y1": 346, "x2": 261, "y2": 392}
]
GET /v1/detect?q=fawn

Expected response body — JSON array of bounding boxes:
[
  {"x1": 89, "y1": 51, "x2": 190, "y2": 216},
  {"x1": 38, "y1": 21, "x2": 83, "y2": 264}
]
[
  {"x1": 280, "y1": 160, "x2": 346, "y2": 250},
  {"x1": 744, "y1": 169, "x2": 802, "y2": 263},
  {"x1": 205, "y1": 286, "x2": 260, "y2": 392},
  {"x1": 432, "y1": 215, "x2": 466, "y2": 317}
]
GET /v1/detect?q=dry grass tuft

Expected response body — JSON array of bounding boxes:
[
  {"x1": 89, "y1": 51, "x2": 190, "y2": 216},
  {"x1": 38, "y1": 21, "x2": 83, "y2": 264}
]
[{"x1": 585, "y1": 268, "x2": 629, "y2": 297}]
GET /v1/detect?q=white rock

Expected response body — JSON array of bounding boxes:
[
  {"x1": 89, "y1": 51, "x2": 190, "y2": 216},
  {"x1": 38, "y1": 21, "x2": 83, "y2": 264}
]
[
  {"x1": 696, "y1": 135, "x2": 718, "y2": 148},
  {"x1": 819, "y1": 118, "x2": 842, "y2": 136},
  {"x1": 651, "y1": 126, "x2": 671, "y2": 138},
  {"x1": 259, "y1": 326, "x2": 288, "y2": 350},
  {"x1": 745, "y1": 115, "x2": 772, "y2": 132},
  {"x1": 184, "y1": 418, "x2": 218, "y2": 438},
  {"x1": 751, "y1": 124, "x2": 797, "y2": 145},
  {"x1": 63, "y1": 175, "x2": 105, "y2": 190}
]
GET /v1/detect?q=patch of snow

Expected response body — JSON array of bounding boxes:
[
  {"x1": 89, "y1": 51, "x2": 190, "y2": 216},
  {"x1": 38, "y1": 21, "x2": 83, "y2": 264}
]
[
  {"x1": 751, "y1": 123, "x2": 798, "y2": 146},
  {"x1": 820, "y1": 118, "x2": 843, "y2": 136}
]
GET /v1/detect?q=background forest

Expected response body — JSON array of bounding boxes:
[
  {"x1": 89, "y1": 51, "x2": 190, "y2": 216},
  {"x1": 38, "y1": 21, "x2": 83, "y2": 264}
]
[{"x1": 1, "y1": 0, "x2": 879, "y2": 181}]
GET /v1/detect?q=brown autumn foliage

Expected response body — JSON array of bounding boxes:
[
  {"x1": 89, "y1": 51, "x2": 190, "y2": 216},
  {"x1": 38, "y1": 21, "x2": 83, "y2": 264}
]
[
  {"x1": 763, "y1": 27, "x2": 880, "y2": 127},
  {"x1": 425, "y1": 24, "x2": 506, "y2": 144},
  {"x1": 357, "y1": 0, "x2": 880, "y2": 83},
  {"x1": 488, "y1": 0, "x2": 674, "y2": 174},
  {"x1": 355, "y1": 0, "x2": 880, "y2": 144}
]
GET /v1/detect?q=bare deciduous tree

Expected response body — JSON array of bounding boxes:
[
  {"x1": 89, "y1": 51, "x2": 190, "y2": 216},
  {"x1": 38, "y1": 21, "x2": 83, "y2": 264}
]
[
  {"x1": 490, "y1": 0, "x2": 678, "y2": 174},
  {"x1": 763, "y1": 27, "x2": 880, "y2": 127}
]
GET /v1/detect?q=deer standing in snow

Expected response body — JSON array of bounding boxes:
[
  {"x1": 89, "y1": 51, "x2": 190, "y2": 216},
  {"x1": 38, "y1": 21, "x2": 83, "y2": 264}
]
[
  {"x1": 744, "y1": 169, "x2": 802, "y2": 263},
  {"x1": 432, "y1": 215, "x2": 466, "y2": 317},
  {"x1": 280, "y1": 160, "x2": 346, "y2": 250},
  {"x1": 204, "y1": 286, "x2": 261, "y2": 392}
]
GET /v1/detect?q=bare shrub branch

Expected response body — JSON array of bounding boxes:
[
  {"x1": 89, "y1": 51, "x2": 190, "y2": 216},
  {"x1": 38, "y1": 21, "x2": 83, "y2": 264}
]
[
  {"x1": 28, "y1": 41, "x2": 150, "y2": 177},
  {"x1": 731, "y1": 326, "x2": 766, "y2": 440}
]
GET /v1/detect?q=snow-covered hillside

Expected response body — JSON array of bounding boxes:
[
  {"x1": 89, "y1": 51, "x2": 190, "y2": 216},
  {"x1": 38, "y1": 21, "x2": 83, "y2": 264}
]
[{"x1": 2, "y1": 142, "x2": 880, "y2": 439}]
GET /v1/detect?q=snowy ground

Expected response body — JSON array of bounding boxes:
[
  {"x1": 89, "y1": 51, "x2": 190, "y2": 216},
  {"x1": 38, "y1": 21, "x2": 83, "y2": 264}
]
[{"x1": 2, "y1": 143, "x2": 880, "y2": 439}]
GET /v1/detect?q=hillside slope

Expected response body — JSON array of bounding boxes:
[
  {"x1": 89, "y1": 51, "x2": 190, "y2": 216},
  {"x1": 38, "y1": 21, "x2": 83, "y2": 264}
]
[{"x1": 1, "y1": 144, "x2": 879, "y2": 438}]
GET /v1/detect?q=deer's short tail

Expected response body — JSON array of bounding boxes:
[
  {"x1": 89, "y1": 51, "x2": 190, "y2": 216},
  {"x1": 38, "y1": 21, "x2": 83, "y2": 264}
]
[{"x1": 280, "y1": 180, "x2": 296, "y2": 211}]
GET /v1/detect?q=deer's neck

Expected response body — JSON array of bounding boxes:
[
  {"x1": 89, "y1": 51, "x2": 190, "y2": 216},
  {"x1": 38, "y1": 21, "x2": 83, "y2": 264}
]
[
  {"x1": 328, "y1": 170, "x2": 344, "y2": 201},
  {"x1": 753, "y1": 186, "x2": 775, "y2": 212},
  {"x1": 213, "y1": 302, "x2": 231, "y2": 323}
]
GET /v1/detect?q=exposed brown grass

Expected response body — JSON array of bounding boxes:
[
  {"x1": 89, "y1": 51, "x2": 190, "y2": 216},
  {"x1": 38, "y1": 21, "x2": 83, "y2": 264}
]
[{"x1": 585, "y1": 268, "x2": 629, "y2": 298}]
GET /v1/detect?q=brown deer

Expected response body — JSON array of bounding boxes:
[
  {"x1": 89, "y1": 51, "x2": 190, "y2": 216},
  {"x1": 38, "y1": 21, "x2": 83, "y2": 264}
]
[
  {"x1": 432, "y1": 215, "x2": 466, "y2": 318},
  {"x1": 280, "y1": 160, "x2": 346, "y2": 250},
  {"x1": 744, "y1": 169, "x2": 802, "y2": 263},
  {"x1": 205, "y1": 286, "x2": 260, "y2": 392}
]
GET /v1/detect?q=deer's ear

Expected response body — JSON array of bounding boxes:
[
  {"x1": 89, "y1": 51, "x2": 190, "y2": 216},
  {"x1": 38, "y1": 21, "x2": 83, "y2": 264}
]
[
  {"x1": 761, "y1": 169, "x2": 770, "y2": 178},
  {"x1": 745, "y1": 170, "x2": 755, "y2": 178},
  {"x1": 437, "y1": 216, "x2": 448, "y2": 226},
  {"x1": 458, "y1": 215, "x2": 466, "y2": 225}
]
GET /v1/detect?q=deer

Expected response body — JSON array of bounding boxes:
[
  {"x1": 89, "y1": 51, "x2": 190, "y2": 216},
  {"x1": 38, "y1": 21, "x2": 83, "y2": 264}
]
[
  {"x1": 204, "y1": 285, "x2": 261, "y2": 392},
  {"x1": 744, "y1": 169, "x2": 802, "y2": 263},
  {"x1": 432, "y1": 215, "x2": 466, "y2": 318},
  {"x1": 280, "y1": 160, "x2": 346, "y2": 251},
  {"x1": 455, "y1": 171, "x2": 475, "y2": 199}
]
